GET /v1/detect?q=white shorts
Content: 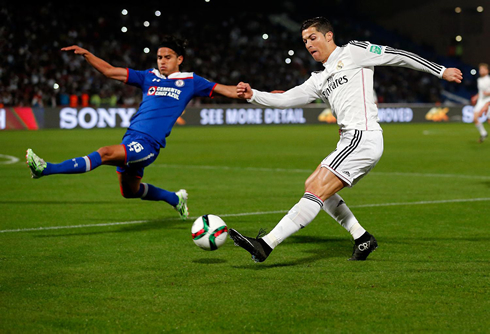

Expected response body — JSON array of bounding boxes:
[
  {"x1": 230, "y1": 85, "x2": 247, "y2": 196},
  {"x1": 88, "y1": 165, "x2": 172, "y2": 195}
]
[
  {"x1": 474, "y1": 100, "x2": 489, "y2": 114},
  {"x1": 321, "y1": 130, "x2": 383, "y2": 187}
]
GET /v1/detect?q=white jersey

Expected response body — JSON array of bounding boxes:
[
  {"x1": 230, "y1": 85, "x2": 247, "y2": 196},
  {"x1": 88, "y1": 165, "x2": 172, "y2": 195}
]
[
  {"x1": 248, "y1": 41, "x2": 446, "y2": 131},
  {"x1": 476, "y1": 75, "x2": 490, "y2": 107}
]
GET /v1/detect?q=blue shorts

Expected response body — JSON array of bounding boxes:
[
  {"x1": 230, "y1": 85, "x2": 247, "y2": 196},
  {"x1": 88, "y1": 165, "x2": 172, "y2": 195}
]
[{"x1": 116, "y1": 130, "x2": 160, "y2": 178}]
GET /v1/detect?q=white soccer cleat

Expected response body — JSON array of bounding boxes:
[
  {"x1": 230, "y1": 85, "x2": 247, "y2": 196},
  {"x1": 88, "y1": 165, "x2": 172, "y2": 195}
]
[{"x1": 175, "y1": 189, "x2": 189, "y2": 221}]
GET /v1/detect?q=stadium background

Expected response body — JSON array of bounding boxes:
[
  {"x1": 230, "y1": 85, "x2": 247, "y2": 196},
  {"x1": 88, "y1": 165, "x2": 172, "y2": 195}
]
[{"x1": 2, "y1": 0, "x2": 489, "y2": 110}]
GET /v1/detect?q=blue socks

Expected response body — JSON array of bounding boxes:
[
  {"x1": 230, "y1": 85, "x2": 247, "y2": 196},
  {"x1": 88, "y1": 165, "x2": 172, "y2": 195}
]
[
  {"x1": 122, "y1": 183, "x2": 179, "y2": 206},
  {"x1": 43, "y1": 151, "x2": 102, "y2": 175},
  {"x1": 142, "y1": 183, "x2": 179, "y2": 206},
  {"x1": 41, "y1": 151, "x2": 179, "y2": 206}
]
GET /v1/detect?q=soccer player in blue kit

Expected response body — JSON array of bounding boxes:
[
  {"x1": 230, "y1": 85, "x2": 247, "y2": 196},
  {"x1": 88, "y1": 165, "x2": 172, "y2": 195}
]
[{"x1": 26, "y1": 36, "x2": 241, "y2": 220}]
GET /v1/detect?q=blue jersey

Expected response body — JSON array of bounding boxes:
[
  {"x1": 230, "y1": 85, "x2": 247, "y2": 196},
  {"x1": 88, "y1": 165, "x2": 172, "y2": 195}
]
[{"x1": 125, "y1": 68, "x2": 217, "y2": 147}]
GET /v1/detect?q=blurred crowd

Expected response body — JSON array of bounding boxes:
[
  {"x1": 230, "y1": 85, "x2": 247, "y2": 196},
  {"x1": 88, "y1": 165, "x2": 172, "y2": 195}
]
[{"x1": 1, "y1": 2, "x2": 473, "y2": 108}]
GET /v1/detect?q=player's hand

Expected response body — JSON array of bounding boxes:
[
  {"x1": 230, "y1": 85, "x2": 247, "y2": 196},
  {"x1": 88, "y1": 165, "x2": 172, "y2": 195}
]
[
  {"x1": 442, "y1": 68, "x2": 463, "y2": 83},
  {"x1": 237, "y1": 82, "x2": 253, "y2": 99},
  {"x1": 61, "y1": 45, "x2": 90, "y2": 56}
]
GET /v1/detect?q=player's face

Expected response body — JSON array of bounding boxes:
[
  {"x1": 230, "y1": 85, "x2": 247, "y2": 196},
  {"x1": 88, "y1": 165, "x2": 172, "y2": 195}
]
[
  {"x1": 302, "y1": 27, "x2": 331, "y2": 63},
  {"x1": 479, "y1": 65, "x2": 489, "y2": 77},
  {"x1": 157, "y1": 47, "x2": 183, "y2": 76}
]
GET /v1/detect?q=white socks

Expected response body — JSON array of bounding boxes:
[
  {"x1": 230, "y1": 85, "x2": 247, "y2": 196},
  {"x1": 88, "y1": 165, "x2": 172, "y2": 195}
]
[
  {"x1": 262, "y1": 192, "x2": 323, "y2": 249},
  {"x1": 262, "y1": 192, "x2": 365, "y2": 249},
  {"x1": 323, "y1": 194, "x2": 366, "y2": 239},
  {"x1": 476, "y1": 123, "x2": 488, "y2": 136}
]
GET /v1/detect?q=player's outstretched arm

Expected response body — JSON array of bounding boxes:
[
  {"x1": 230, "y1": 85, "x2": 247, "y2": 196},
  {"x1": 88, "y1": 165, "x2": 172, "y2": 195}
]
[
  {"x1": 61, "y1": 45, "x2": 127, "y2": 82},
  {"x1": 442, "y1": 68, "x2": 463, "y2": 83},
  {"x1": 213, "y1": 84, "x2": 246, "y2": 99}
]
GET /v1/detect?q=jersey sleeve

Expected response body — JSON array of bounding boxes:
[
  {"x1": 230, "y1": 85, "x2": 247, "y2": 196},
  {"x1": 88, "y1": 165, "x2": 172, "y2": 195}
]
[
  {"x1": 348, "y1": 41, "x2": 446, "y2": 78},
  {"x1": 192, "y1": 74, "x2": 218, "y2": 97},
  {"x1": 248, "y1": 75, "x2": 320, "y2": 108},
  {"x1": 125, "y1": 68, "x2": 146, "y2": 88}
]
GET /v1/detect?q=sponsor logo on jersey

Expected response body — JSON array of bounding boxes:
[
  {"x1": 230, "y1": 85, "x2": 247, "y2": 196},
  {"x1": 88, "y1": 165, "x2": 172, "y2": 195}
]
[
  {"x1": 147, "y1": 86, "x2": 182, "y2": 100},
  {"x1": 369, "y1": 45, "x2": 382, "y2": 55},
  {"x1": 321, "y1": 75, "x2": 349, "y2": 99}
]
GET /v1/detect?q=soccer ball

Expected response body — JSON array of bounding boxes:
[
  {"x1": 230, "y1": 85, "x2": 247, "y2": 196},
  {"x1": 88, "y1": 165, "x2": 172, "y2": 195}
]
[{"x1": 191, "y1": 214, "x2": 228, "y2": 251}]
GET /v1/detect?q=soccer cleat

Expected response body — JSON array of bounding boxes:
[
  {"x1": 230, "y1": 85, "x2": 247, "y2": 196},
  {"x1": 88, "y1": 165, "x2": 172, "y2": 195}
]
[
  {"x1": 349, "y1": 233, "x2": 378, "y2": 261},
  {"x1": 479, "y1": 134, "x2": 488, "y2": 143},
  {"x1": 174, "y1": 189, "x2": 189, "y2": 221},
  {"x1": 26, "y1": 149, "x2": 46, "y2": 179},
  {"x1": 229, "y1": 228, "x2": 272, "y2": 263}
]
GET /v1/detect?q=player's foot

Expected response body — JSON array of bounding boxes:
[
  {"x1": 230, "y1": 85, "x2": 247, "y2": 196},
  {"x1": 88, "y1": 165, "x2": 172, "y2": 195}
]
[
  {"x1": 174, "y1": 189, "x2": 188, "y2": 221},
  {"x1": 349, "y1": 232, "x2": 378, "y2": 261},
  {"x1": 479, "y1": 133, "x2": 488, "y2": 143},
  {"x1": 26, "y1": 148, "x2": 46, "y2": 179},
  {"x1": 229, "y1": 228, "x2": 272, "y2": 263}
]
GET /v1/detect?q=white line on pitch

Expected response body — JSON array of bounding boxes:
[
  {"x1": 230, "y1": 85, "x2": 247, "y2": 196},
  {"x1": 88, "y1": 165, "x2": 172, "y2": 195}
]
[
  {"x1": 155, "y1": 164, "x2": 490, "y2": 180},
  {"x1": 1, "y1": 197, "x2": 489, "y2": 234}
]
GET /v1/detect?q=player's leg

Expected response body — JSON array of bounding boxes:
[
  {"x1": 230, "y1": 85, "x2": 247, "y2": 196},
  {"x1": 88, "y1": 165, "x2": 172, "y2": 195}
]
[
  {"x1": 116, "y1": 139, "x2": 189, "y2": 220},
  {"x1": 307, "y1": 165, "x2": 366, "y2": 238},
  {"x1": 118, "y1": 172, "x2": 188, "y2": 220},
  {"x1": 473, "y1": 107, "x2": 488, "y2": 142},
  {"x1": 26, "y1": 145, "x2": 127, "y2": 178},
  {"x1": 229, "y1": 168, "x2": 344, "y2": 262},
  {"x1": 230, "y1": 130, "x2": 382, "y2": 262}
]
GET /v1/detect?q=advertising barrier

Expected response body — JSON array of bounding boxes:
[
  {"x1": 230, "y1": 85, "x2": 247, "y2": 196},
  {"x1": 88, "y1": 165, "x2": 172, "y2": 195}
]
[{"x1": 0, "y1": 104, "x2": 483, "y2": 131}]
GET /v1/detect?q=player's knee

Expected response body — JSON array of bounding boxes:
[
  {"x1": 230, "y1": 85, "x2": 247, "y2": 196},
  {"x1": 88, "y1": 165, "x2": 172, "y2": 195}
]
[
  {"x1": 97, "y1": 146, "x2": 112, "y2": 160},
  {"x1": 119, "y1": 184, "x2": 139, "y2": 199}
]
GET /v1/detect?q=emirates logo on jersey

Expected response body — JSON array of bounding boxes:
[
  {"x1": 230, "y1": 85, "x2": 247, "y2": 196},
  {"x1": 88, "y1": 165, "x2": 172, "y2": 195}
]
[{"x1": 321, "y1": 75, "x2": 349, "y2": 99}]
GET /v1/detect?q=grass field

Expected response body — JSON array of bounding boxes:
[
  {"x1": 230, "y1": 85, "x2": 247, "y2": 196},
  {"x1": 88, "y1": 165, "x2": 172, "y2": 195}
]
[{"x1": 1, "y1": 123, "x2": 489, "y2": 333}]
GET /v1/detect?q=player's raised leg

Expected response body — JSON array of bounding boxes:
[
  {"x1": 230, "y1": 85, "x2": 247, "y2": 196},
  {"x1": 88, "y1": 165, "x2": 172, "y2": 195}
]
[
  {"x1": 26, "y1": 148, "x2": 103, "y2": 178},
  {"x1": 230, "y1": 168, "x2": 343, "y2": 262}
]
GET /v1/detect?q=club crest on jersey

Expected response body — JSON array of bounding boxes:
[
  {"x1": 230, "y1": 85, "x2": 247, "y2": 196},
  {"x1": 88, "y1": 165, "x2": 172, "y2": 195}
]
[
  {"x1": 336, "y1": 61, "x2": 344, "y2": 70},
  {"x1": 175, "y1": 80, "x2": 185, "y2": 87},
  {"x1": 369, "y1": 45, "x2": 382, "y2": 55}
]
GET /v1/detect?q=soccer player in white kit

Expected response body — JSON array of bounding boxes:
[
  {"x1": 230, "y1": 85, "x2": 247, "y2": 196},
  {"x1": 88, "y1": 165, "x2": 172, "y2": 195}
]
[
  {"x1": 471, "y1": 63, "x2": 490, "y2": 142},
  {"x1": 229, "y1": 17, "x2": 463, "y2": 262}
]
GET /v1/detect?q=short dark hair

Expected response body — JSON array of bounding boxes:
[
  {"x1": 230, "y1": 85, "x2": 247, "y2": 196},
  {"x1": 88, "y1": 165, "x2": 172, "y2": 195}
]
[
  {"x1": 159, "y1": 35, "x2": 187, "y2": 56},
  {"x1": 301, "y1": 17, "x2": 334, "y2": 36}
]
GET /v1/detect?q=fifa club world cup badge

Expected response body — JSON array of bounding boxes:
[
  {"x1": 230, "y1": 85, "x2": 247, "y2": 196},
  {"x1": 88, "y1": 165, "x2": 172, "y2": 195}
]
[{"x1": 369, "y1": 45, "x2": 382, "y2": 55}]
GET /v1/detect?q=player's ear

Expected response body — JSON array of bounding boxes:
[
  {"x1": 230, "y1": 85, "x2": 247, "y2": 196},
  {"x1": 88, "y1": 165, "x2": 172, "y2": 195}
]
[
  {"x1": 325, "y1": 31, "x2": 334, "y2": 43},
  {"x1": 177, "y1": 55, "x2": 184, "y2": 66}
]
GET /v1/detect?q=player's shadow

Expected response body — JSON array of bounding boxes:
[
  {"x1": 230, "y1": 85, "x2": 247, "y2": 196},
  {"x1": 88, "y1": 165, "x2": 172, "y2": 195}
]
[
  {"x1": 0, "y1": 200, "x2": 127, "y2": 205},
  {"x1": 231, "y1": 235, "x2": 351, "y2": 270},
  {"x1": 192, "y1": 258, "x2": 227, "y2": 264},
  {"x1": 34, "y1": 218, "x2": 184, "y2": 238}
]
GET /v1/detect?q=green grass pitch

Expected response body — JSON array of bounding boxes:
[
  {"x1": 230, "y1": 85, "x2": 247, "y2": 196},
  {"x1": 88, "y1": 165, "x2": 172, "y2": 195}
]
[{"x1": 1, "y1": 123, "x2": 489, "y2": 332}]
